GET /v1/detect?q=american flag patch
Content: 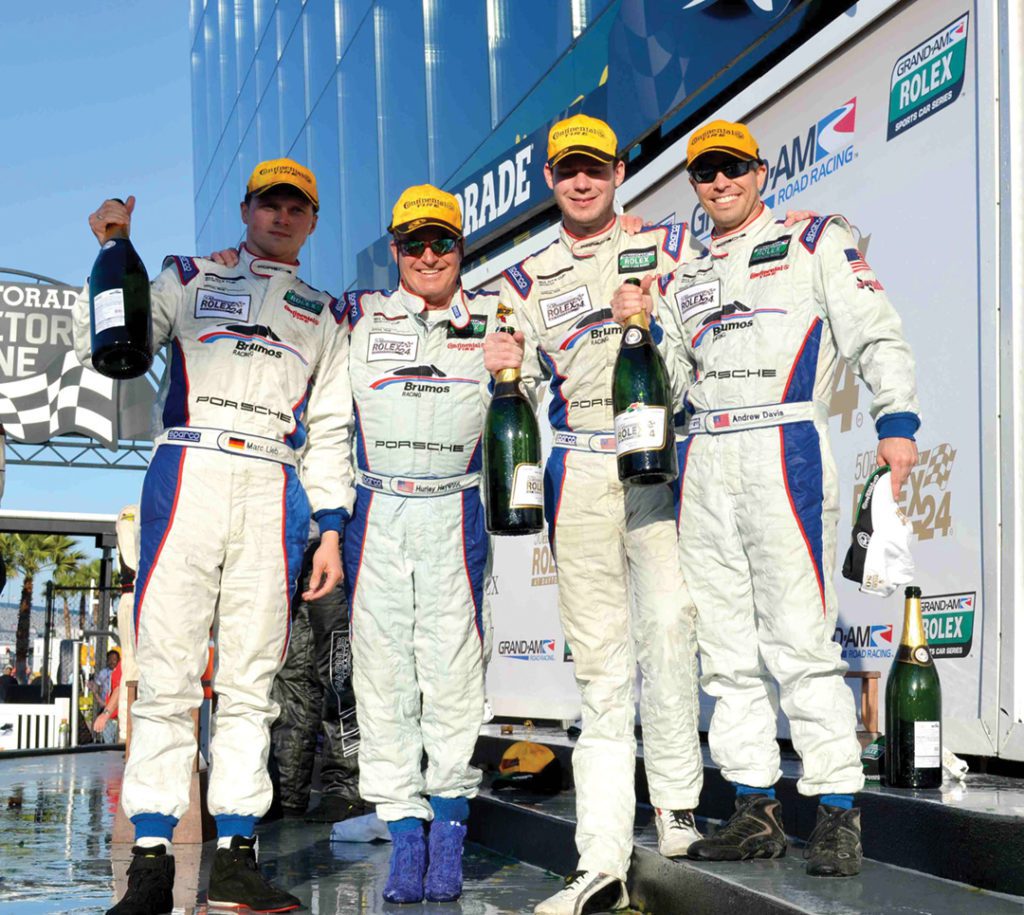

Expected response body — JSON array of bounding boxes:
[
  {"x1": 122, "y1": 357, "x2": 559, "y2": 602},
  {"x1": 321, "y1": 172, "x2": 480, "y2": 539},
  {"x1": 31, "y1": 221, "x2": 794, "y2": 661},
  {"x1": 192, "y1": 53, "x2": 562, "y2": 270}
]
[
  {"x1": 844, "y1": 248, "x2": 870, "y2": 273},
  {"x1": 396, "y1": 479, "x2": 416, "y2": 494},
  {"x1": 713, "y1": 414, "x2": 731, "y2": 429}
]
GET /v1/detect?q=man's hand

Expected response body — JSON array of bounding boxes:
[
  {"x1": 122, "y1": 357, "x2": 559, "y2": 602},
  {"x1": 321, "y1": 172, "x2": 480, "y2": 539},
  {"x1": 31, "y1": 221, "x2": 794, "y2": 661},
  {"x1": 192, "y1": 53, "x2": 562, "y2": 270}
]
[
  {"x1": 782, "y1": 209, "x2": 818, "y2": 226},
  {"x1": 89, "y1": 196, "x2": 135, "y2": 246},
  {"x1": 611, "y1": 274, "x2": 655, "y2": 325},
  {"x1": 303, "y1": 531, "x2": 342, "y2": 601},
  {"x1": 210, "y1": 247, "x2": 240, "y2": 266},
  {"x1": 619, "y1": 214, "x2": 647, "y2": 235},
  {"x1": 483, "y1": 330, "x2": 525, "y2": 375},
  {"x1": 877, "y1": 437, "x2": 918, "y2": 500},
  {"x1": 92, "y1": 710, "x2": 110, "y2": 734}
]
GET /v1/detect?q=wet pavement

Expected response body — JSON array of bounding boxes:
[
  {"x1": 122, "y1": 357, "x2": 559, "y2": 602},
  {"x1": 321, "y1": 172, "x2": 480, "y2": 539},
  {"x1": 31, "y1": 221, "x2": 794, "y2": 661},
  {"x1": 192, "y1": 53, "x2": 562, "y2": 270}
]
[{"x1": 0, "y1": 749, "x2": 566, "y2": 914}]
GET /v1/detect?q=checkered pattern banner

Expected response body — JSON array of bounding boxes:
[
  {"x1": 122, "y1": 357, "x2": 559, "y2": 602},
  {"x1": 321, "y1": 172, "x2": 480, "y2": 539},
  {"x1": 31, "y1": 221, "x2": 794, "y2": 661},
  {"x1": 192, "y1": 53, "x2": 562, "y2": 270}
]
[{"x1": 0, "y1": 351, "x2": 118, "y2": 449}]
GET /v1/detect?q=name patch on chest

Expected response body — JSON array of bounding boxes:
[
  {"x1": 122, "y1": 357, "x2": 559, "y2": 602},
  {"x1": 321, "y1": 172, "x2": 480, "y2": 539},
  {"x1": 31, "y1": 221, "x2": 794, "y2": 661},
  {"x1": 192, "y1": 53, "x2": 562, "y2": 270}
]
[
  {"x1": 675, "y1": 280, "x2": 720, "y2": 325},
  {"x1": 367, "y1": 332, "x2": 419, "y2": 363},
  {"x1": 195, "y1": 288, "x2": 251, "y2": 321},
  {"x1": 539, "y1": 285, "x2": 593, "y2": 329},
  {"x1": 748, "y1": 236, "x2": 791, "y2": 266}
]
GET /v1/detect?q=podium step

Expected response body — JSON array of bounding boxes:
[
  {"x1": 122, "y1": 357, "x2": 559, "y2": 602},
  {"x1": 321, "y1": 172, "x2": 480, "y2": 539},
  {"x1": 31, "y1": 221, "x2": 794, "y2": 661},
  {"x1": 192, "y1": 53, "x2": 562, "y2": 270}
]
[{"x1": 472, "y1": 726, "x2": 1024, "y2": 911}]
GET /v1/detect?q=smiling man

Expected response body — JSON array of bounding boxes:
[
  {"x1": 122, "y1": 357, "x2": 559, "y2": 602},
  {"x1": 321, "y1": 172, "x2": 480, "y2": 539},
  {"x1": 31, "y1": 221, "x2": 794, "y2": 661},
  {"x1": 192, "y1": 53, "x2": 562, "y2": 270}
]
[
  {"x1": 618, "y1": 119, "x2": 920, "y2": 878},
  {"x1": 74, "y1": 158, "x2": 352, "y2": 915},
  {"x1": 483, "y1": 114, "x2": 707, "y2": 915},
  {"x1": 340, "y1": 185, "x2": 500, "y2": 905}
]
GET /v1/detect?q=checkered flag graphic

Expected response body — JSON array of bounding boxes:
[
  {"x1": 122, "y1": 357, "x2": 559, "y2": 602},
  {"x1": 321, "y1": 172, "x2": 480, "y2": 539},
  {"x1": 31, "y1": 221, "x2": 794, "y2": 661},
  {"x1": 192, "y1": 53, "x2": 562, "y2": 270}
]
[
  {"x1": 921, "y1": 443, "x2": 956, "y2": 490},
  {"x1": 0, "y1": 351, "x2": 117, "y2": 449}
]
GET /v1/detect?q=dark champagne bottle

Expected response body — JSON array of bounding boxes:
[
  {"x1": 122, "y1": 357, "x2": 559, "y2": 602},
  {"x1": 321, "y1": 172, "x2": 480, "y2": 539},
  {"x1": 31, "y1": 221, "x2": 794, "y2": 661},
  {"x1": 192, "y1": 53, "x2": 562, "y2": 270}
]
[
  {"x1": 88, "y1": 202, "x2": 153, "y2": 379},
  {"x1": 483, "y1": 327, "x2": 543, "y2": 535},
  {"x1": 612, "y1": 280, "x2": 677, "y2": 485},
  {"x1": 885, "y1": 585, "x2": 942, "y2": 788}
]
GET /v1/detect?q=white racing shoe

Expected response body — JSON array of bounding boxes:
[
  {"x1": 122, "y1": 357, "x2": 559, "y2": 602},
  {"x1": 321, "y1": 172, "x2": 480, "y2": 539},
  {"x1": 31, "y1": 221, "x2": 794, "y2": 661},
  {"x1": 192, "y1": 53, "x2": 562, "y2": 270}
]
[
  {"x1": 534, "y1": 870, "x2": 629, "y2": 914},
  {"x1": 654, "y1": 807, "x2": 702, "y2": 858}
]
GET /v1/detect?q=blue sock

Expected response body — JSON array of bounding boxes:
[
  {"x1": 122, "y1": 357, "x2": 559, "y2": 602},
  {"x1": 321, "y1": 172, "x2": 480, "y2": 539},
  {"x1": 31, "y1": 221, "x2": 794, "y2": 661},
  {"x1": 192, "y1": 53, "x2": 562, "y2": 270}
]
[
  {"x1": 430, "y1": 796, "x2": 469, "y2": 823},
  {"x1": 736, "y1": 783, "x2": 775, "y2": 798},
  {"x1": 388, "y1": 817, "x2": 424, "y2": 836},
  {"x1": 820, "y1": 794, "x2": 854, "y2": 810},
  {"x1": 131, "y1": 813, "x2": 178, "y2": 843},
  {"x1": 215, "y1": 814, "x2": 258, "y2": 838}
]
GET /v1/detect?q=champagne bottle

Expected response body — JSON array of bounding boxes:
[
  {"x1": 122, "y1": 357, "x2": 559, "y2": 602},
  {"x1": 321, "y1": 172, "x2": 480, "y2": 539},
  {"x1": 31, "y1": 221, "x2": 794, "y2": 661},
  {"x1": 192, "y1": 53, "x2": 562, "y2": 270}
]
[
  {"x1": 88, "y1": 201, "x2": 153, "y2": 379},
  {"x1": 483, "y1": 326, "x2": 543, "y2": 535},
  {"x1": 884, "y1": 585, "x2": 942, "y2": 788},
  {"x1": 612, "y1": 280, "x2": 677, "y2": 485}
]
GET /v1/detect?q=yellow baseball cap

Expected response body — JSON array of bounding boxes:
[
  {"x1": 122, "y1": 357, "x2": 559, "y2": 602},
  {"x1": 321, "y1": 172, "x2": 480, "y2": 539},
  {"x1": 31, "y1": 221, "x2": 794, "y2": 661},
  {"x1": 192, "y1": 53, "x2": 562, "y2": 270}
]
[
  {"x1": 547, "y1": 114, "x2": 618, "y2": 167},
  {"x1": 492, "y1": 741, "x2": 563, "y2": 794},
  {"x1": 246, "y1": 158, "x2": 319, "y2": 210},
  {"x1": 389, "y1": 184, "x2": 463, "y2": 237},
  {"x1": 687, "y1": 119, "x2": 760, "y2": 167}
]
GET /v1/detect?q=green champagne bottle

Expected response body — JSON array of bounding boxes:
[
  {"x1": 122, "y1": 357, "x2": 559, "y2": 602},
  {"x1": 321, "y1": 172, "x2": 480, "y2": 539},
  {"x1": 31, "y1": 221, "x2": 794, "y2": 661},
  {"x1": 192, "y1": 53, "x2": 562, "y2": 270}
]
[
  {"x1": 483, "y1": 327, "x2": 543, "y2": 535},
  {"x1": 88, "y1": 201, "x2": 153, "y2": 379},
  {"x1": 612, "y1": 281, "x2": 677, "y2": 485},
  {"x1": 885, "y1": 585, "x2": 942, "y2": 788}
]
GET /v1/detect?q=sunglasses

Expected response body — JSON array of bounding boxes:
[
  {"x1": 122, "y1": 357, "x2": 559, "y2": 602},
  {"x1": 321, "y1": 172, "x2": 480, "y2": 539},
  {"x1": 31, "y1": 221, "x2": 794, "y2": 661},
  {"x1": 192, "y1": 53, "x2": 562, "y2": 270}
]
[
  {"x1": 688, "y1": 158, "x2": 760, "y2": 184},
  {"x1": 396, "y1": 237, "x2": 459, "y2": 257}
]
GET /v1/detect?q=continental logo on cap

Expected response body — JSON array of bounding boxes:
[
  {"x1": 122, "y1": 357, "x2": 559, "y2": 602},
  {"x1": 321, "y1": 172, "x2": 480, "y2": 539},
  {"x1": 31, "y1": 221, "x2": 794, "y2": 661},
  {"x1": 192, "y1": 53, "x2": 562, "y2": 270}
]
[
  {"x1": 551, "y1": 125, "x2": 609, "y2": 142},
  {"x1": 692, "y1": 126, "x2": 748, "y2": 143},
  {"x1": 404, "y1": 195, "x2": 455, "y2": 211},
  {"x1": 256, "y1": 164, "x2": 308, "y2": 181}
]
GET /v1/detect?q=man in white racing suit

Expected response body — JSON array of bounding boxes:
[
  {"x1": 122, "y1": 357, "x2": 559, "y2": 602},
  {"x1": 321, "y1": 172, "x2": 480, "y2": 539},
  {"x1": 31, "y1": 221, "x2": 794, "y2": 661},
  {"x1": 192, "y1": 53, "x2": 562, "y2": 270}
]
[
  {"x1": 75, "y1": 158, "x2": 352, "y2": 914},
  {"x1": 616, "y1": 119, "x2": 919, "y2": 878},
  {"x1": 342, "y1": 186, "x2": 498, "y2": 905},
  {"x1": 483, "y1": 114, "x2": 706, "y2": 915}
]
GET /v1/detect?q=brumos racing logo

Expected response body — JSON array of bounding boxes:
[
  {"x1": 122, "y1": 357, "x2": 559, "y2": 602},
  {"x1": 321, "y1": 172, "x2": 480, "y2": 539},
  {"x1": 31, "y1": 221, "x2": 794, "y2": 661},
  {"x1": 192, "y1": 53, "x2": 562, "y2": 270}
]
[
  {"x1": 497, "y1": 638, "x2": 556, "y2": 661},
  {"x1": 762, "y1": 99, "x2": 857, "y2": 208},
  {"x1": 833, "y1": 622, "x2": 894, "y2": 660}
]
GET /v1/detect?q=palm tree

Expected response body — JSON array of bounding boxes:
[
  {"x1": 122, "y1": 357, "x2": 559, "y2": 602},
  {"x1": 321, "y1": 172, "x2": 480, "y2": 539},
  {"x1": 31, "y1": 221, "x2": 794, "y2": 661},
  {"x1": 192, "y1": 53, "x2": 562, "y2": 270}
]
[
  {"x1": 0, "y1": 534, "x2": 84, "y2": 683},
  {"x1": 53, "y1": 550, "x2": 89, "y2": 638}
]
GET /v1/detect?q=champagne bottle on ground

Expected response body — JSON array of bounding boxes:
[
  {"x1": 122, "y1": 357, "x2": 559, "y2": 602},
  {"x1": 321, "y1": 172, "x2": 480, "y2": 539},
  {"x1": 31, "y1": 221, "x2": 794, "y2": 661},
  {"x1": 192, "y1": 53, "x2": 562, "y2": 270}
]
[
  {"x1": 483, "y1": 326, "x2": 543, "y2": 535},
  {"x1": 88, "y1": 200, "x2": 153, "y2": 379},
  {"x1": 885, "y1": 585, "x2": 942, "y2": 788},
  {"x1": 612, "y1": 280, "x2": 677, "y2": 485}
]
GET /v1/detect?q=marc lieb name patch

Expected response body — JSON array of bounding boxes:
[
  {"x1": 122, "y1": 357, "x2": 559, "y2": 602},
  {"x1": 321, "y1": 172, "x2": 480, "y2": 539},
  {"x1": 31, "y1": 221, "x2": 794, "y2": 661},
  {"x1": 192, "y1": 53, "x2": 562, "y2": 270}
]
[{"x1": 748, "y1": 236, "x2": 791, "y2": 266}]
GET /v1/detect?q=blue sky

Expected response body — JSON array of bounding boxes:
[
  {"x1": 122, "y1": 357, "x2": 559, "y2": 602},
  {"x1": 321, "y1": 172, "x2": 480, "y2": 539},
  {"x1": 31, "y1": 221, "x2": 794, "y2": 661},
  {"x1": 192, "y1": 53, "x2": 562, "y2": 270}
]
[{"x1": 1, "y1": 2, "x2": 194, "y2": 588}]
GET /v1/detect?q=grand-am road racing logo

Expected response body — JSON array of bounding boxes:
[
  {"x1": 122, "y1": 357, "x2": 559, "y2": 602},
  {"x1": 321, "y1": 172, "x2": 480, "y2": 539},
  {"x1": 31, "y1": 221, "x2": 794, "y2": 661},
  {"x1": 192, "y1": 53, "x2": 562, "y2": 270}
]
[
  {"x1": 888, "y1": 13, "x2": 968, "y2": 141},
  {"x1": 762, "y1": 98, "x2": 857, "y2": 208},
  {"x1": 921, "y1": 591, "x2": 975, "y2": 658},
  {"x1": 497, "y1": 638, "x2": 556, "y2": 661},
  {"x1": 198, "y1": 323, "x2": 307, "y2": 364},
  {"x1": 833, "y1": 623, "x2": 894, "y2": 660},
  {"x1": 370, "y1": 364, "x2": 478, "y2": 397},
  {"x1": 852, "y1": 442, "x2": 957, "y2": 541}
]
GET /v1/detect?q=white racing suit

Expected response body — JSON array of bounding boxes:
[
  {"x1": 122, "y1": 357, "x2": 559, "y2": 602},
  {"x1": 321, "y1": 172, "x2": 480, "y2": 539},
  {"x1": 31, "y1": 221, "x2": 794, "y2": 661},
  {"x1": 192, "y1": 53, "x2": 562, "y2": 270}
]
[
  {"x1": 658, "y1": 206, "x2": 919, "y2": 796},
  {"x1": 73, "y1": 246, "x2": 353, "y2": 826},
  {"x1": 500, "y1": 219, "x2": 704, "y2": 880},
  {"x1": 342, "y1": 284, "x2": 497, "y2": 823}
]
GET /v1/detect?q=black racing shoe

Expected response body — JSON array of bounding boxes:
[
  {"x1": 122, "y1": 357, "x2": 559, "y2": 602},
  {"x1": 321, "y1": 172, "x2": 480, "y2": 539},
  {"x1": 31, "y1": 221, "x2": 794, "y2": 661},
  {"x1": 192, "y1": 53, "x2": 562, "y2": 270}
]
[
  {"x1": 687, "y1": 794, "x2": 787, "y2": 861},
  {"x1": 207, "y1": 835, "x2": 302, "y2": 912},
  {"x1": 805, "y1": 804, "x2": 862, "y2": 877},
  {"x1": 107, "y1": 844, "x2": 175, "y2": 915},
  {"x1": 303, "y1": 795, "x2": 371, "y2": 823}
]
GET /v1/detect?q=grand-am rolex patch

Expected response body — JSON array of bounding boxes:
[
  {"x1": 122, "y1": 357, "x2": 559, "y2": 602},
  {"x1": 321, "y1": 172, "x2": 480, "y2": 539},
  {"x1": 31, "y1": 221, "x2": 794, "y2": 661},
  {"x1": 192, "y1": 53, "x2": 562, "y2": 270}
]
[
  {"x1": 367, "y1": 332, "x2": 418, "y2": 363},
  {"x1": 674, "y1": 279, "x2": 720, "y2": 324},
  {"x1": 617, "y1": 246, "x2": 658, "y2": 274},
  {"x1": 748, "y1": 235, "x2": 791, "y2": 266},
  {"x1": 539, "y1": 285, "x2": 593, "y2": 328}
]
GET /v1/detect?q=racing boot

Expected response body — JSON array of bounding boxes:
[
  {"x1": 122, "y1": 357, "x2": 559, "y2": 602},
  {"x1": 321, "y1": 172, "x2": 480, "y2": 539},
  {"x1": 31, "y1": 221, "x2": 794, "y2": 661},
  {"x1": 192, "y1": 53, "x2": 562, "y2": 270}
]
[
  {"x1": 534, "y1": 871, "x2": 629, "y2": 914},
  {"x1": 805, "y1": 804, "x2": 862, "y2": 877},
  {"x1": 424, "y1": 819, "x2": 468, "y2": 902},
  {"x1": 207, "y1": 835, "x2": 301, "y2": 912},
  {"x1": 687, "y1": 793, "x2": 787, "y2": 861},
  {"x1": 304, "y1": 795, "x2": 371, "y2": 823},
  {"x1": 654, "y1": 807, "x2": 702, "y2": 858},
  {"x1": 107, "y1": 844, "x2": 175, "y2": 915},
  {"x1": 383, "y1": 823, "x2": 427, "y2": 904}
]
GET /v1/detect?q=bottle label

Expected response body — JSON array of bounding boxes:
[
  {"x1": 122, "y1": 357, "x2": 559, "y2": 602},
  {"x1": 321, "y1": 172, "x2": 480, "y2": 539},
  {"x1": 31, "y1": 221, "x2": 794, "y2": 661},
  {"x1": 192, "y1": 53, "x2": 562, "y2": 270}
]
[
  {"x1": 914, "y1": 720, "x2": 941, "y2": 767},
  {"x1": 93, "y1": 288, "x2": 126, "y2": 333},
  {"x1": 510, "y1": 463, "x2": 543, "y2": 508},
  {"x1": 623, "y1": 327, "x2": 643, "y2": 345},
  {"x1": 614, "y1": 405, "x2": 667, "y2": 456}
]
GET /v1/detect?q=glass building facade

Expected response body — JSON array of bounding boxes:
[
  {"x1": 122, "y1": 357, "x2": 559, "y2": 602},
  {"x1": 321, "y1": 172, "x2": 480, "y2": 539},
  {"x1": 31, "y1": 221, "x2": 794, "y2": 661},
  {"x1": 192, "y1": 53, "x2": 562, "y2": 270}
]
[{"x1": 189, "y1": 0, "x2": 616, "y2": 295}]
